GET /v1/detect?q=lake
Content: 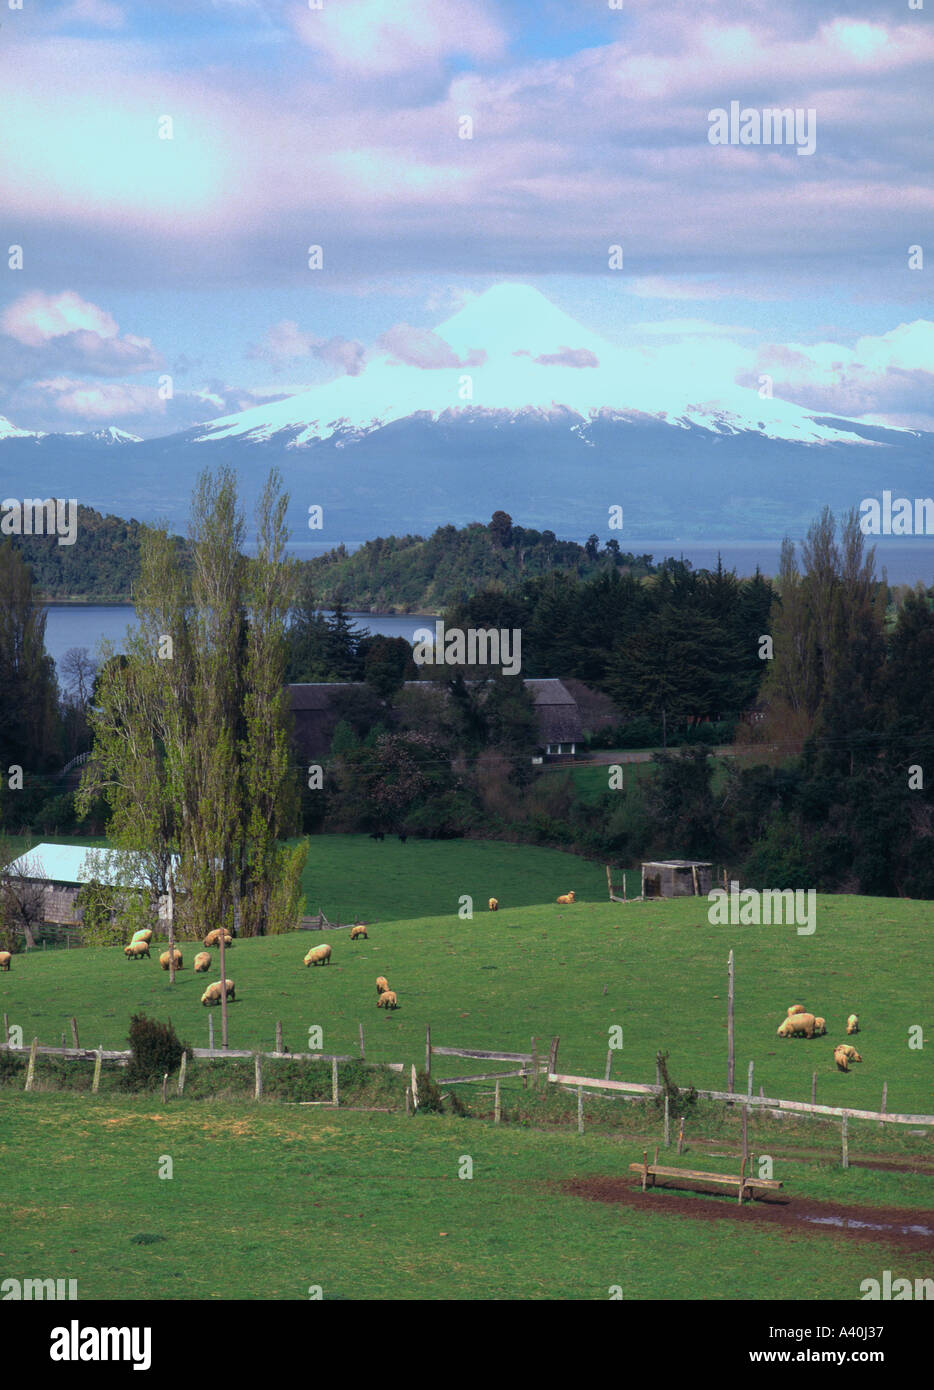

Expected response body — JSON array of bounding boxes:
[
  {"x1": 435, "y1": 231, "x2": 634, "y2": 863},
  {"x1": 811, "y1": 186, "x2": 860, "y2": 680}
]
[{"x1": 42, "y1": 606, "x2": 438, "y2": 673}]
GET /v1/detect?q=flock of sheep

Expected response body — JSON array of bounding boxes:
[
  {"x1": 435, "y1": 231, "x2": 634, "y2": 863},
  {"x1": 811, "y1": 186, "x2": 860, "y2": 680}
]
[
  {"x1": 303, "y1": 928, "x2": 398, "y2": 1010},
  {"x1": 121, "y1": 925, "x2": 235, "y2": 1006},
  {"x1": 776, "y1": 1005, "x2": 863, "y2": 1071}
]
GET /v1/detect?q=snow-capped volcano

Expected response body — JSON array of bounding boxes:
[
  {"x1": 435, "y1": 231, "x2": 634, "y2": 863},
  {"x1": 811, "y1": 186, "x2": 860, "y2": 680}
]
[{"x1": 192, "y1": 283, "x2": 879, "y2": 449}]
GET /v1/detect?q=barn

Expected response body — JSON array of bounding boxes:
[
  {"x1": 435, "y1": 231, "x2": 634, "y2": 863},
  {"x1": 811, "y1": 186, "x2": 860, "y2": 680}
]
[
  {"x1": 2, "y1": 844, "x2": 176, "y2": 928},
  {"x1": 640, "y1": 860, "x2": 714, "y2": 898}
]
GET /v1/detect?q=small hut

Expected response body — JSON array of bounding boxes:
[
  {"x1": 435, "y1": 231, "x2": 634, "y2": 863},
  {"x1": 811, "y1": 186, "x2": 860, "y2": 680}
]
[{"x1": 640, "y1": 860, "x2": 713, "y2": 899}]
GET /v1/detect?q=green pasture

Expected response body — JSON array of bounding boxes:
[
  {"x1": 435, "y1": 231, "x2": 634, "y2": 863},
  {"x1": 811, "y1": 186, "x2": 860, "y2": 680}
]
[{"x1": 2, "y1": 1094, "x2": 932, "y2": 1301}]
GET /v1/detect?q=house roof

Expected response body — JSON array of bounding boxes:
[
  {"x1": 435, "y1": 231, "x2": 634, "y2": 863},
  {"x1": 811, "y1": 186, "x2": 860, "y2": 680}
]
[{"x1": 3, "y1": 843, "x2": 176, "y2": 888}]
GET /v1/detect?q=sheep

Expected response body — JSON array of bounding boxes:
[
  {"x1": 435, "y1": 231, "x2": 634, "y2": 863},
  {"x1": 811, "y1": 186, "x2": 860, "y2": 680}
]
[
  {"x1": 834, "y1": 1044, "x2": 850, "y2": 1072},
  {"x1": 349, "y1": 924, "x2": 368, "y2": 941},
  {"x1": 375, "y1": 975, "x2": 389, "y2": 995},
  {"x1": 130, "y1": 928, "x2": 153, "y2": 945},
  {"x1": 839, "y1": 1043, "x2": 862, "y2": 1063},
  {"x1": 194, "y1": 951, "x2": 211, "y2": 973},
  {"x1": 556, "y1": 891, "x2": 576, "y2": 905},
  {"x1": 204, "y1": 928, "x2": 233, "y2": 949},
  {"x1": 787, "y1": 1005, "x2": 807, "y2": 1017},
  {"x1": 377, "y1": 990, "x2": 398, "y2": 1010},
  {"x1": 200, "y1": 978, "x2": 235, "y2": 1006},
  {"x1": 488, "y1": 897, "x2": 499, "y2": 911},
  {"x1": 159, "y1": 949, "x2": 183, "y2": 971},
  {"x1": 813, "y1": 1017, "x2": 827, "y2": 1035},
  {"x1": 776, "y1": 1012, "x2": 817, "y2": 1038},
  {"x1": 304, "y1": 943, "x2": 332, "y2": 967},
  {"x1": 0, "y1": 951, "x2": 11, "y2": 971},
  {"x1": 847, "y1": 1014, "x2": 859, "y2": 1035},
  {"x1": 123, "y1": 941, "x2": 151, "y2": 960}
]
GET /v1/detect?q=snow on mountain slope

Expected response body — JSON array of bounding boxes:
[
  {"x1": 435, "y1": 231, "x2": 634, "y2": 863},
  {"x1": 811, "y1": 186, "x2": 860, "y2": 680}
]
[
  {"x1": 0, "y1": 415, "x2": 44, "y2": 441},
  {"x1": 193, "y1": 283, "x2": 881, "y2": 449}
]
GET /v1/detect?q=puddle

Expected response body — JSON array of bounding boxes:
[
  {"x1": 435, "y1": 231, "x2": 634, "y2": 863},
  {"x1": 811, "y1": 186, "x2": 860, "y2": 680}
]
[{"x1": 801, "y1": 1215, "x2": 933, "y2": 1237}]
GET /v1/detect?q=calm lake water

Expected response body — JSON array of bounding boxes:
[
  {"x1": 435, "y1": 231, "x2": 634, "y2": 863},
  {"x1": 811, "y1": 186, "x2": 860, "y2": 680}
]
[{"x1": 42, "y1": 607, "x2": 437, "y2": 672}]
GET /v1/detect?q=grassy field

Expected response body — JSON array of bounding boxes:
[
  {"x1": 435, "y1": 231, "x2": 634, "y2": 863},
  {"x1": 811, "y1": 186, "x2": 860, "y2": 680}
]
[
  {"x1": 3, "y1": 1093, "x2": 932, "y2": 1301},
  {"x1": 2, "y1": 837, "x2": 933, "y2": 1112},
  {"x1": 4, "y1": 834, "x2": 933, "y2": 1301}
]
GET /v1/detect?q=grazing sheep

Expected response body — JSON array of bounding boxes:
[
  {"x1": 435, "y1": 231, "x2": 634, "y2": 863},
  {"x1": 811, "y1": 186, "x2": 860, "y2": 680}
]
[
  {"x1": 813, "y1": 1017, "x2": 827, "y2": 1035},
  {"x1": 847, "y1": 1014, "x2": 859, "y2": 1035},
  {"x1": 376, "y1": 990, "x2": 398, "y2": 1010},
  {"x1": 776, "y1": 1012, "x2": 817, "y2": 1038},
  {"x1": 556, "y1": 891, "x2": 576, "y2": 905},
  {"x1": 787, "y1": 1005, "x2": 807, "y2": 1017},
  {"x1": 839, "y1": 1043, "x2": 862, "y2": 1062},
  {"x1": 204, "y1": 928, "x2": 233, "y2": 949},
  {"x1": 123, "y1": 941, "x2": 151, "y2": 960},
  {"x1": 375, "y1": 975, "x2": 389, "y2": 995},
  {"x1": 0, "y1": 951, "x2": 11, "y2": 971},
  {"x1": 350, "y1": 924, "x2": 368, "y2": 941},
  {"x1": 194, "y1": 951, "x2": 211, "y2": 973},
  {"x1": 304, "y1": 943, "x2": 332, "y2": 967},
  {"x1": 130, "y1": 928, "x2": 153, "y2": 945},
  {"x1": 159, "y1": 949, "x2": 183, "y2": 971},
  {"x1": 488, "y1": 897, "x2": 499, "y2": 911},
  {"x1": 200, "y1": 978, "x2": 235, "y2": 1006}
]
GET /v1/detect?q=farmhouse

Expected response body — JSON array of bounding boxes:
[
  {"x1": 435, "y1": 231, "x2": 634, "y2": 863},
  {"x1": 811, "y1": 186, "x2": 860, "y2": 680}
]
[
  {"x1": 287, "y1": 677, "x2": 586, "y2": 761},
  {"x1": 641, "y1": 860, "x2": 714, "y2": 898},
  {"x1": 2, "y1": 844, "x2": 176, "y2": 927}
]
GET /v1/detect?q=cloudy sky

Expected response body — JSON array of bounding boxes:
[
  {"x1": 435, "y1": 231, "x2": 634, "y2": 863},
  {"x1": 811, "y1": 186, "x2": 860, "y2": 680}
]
[{"x1": 1, "y1": 0, "x2": 932, "y2": 435}]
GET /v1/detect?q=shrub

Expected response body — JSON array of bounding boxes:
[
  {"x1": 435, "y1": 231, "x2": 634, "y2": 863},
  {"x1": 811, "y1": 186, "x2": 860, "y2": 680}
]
[{"x1": 124, "y1": 1013, "x2": 187, "y2": 1091}]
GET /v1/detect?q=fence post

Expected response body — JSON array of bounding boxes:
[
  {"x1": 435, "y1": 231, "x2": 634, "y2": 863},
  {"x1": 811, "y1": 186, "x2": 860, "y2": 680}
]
[
  {"x1": 677, "y1": 1116, "x2": 685, "y2": 1155},
  {"x1": 577, "y1": 1086, "x2": 584, "y2": 1135},
  {"x1": 547, "y1": 1035, "x2": 560, "y2": 1077},
  {"x1": 655, "y1": 1055, "x2": 661, "y2": 1088},
  {"x1": 61, "y1": 1032, "x2": 66, "y2": 1057},
  {"x1": 605, "y1": 1049, "x2": 613, "y2": 1081},
  {"x1": 208, "y1": 1015, "x2": 214, "y2": 1052},
  {"x1": 841, "y1": 1111, "x2": 849, "y2": 1169},
  {"x1": 494, "y1": 1080, "x2": 501, "y2": 1124},
  {"x1": 727, "y1": 949, "x2": 735, "y2": 1095},
  {"x1": 880, "y1": 1082, "x2": 887, "y2": 1129},
  {"x1": 331, "y1": 1057, "x2": 339, "y2": 1107},
  {"x1": 411, "y1": 1065, "x2": 419, "y2": 1110},
  {"x1": 747, "y1": 1060, "x2": 754, "y2": 1097},
  {"x1": 161, "y1": 1072, "x2": 168, "y2": 1105},
  {"x1": 425, "y1": 1025, "x2": 431, "y2": 1077},
  {"x1": 742, "y1": 1104, "x2": 749, "y2": 1163},
  {"x1": 24, "y1": 1037, "x2": 38, "y2": 1092},
  {"x1": 664, "y1": 1092, "x2": 670, "y2": 1148},
  {"x1": 177, "y1": 1051, "x2": 187, "y2": 1097},
  {"x1": 275, "y1": 1020, "x2": 283, "y2": 1055},
  {"x1": 811, "y1": 1072, "x2": 817, "y2": 1105},
  {"x1": 254, "y1": 1052, "x2": 262, "y2": 1101},
  {"x1": 358, "y1": 1023, "x2": 365, "y2": 1061},
  {"x1": 71, "y1": 1017, "x2": 79, "y2": 1050},
  {"x1": 91, "y1": 1045, "x2": 102, "y2": 1095}
]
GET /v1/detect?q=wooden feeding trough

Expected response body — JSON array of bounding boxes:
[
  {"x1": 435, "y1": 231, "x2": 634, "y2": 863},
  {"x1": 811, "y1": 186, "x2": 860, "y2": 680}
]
[{"x1": 629, "y1": 1148, "x2": 784, "y2": 1205}]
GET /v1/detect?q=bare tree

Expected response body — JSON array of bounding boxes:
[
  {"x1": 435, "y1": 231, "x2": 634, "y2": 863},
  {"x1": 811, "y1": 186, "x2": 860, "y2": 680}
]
[
  {"x1": 0, "y1": 842, "x2": 47, "y2": 950},
  {"x1": 59, "y1": 647, "x2": 98, "y2": 710}
]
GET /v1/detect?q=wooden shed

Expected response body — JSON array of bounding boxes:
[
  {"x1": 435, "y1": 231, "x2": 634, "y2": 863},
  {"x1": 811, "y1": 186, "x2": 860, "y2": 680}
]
[{"x1": 640, "y1": 860, "x2": 713, "y2": 898}]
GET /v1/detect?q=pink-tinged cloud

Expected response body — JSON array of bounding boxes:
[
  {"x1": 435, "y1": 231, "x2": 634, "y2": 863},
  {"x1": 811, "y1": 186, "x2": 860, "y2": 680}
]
[
  {"x1": 291, "y1": 0, "x2": 505, "y2": 76},
  {"x1": 248, "y1": 320, "x2": 367, "y2": 377},
  {"x1": 31, "y1": 377, "x2": 158, "y2": 420},
  {"x1": 2, "y1": 290, "x2": 118, "y2": 346},
  {"x1": 533, "y1": 347, "x2": 599, "y2": 368},
  {"x1": 377, "y1": 323, "x2": 486, "y2": 369}
]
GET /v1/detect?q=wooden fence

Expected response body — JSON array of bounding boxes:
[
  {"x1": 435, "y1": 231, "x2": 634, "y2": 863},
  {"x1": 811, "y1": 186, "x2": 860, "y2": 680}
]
[{"x1": 423, "y1": 1027, "x2": 558, "y2": 1086}]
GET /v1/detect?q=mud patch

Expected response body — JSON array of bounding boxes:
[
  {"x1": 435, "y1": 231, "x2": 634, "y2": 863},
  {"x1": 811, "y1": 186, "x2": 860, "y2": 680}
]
[{"x1": 562, "y1": 1177, "x2": 934, "y2": 1254}]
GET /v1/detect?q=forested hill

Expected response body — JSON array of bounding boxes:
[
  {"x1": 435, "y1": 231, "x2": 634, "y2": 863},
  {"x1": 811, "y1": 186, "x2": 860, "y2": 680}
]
[
  {"x1": 306, "y1": 513, "x2": 667, "y2": 612},
  {"x1": 8, "y1": 507, "x2": 169, "y2": 603}
]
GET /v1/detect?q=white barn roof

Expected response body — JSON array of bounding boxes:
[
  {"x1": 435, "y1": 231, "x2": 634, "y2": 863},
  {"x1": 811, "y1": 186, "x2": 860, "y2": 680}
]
[{"x1": 3, "y1": 843, "x2": 176, "y2": 888}]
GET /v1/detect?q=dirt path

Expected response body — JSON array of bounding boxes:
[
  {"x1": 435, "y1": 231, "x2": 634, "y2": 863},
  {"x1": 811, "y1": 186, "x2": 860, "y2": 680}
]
[{"x1": 561, "y1": 1177, "x2": 934, "y2": 1254}]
